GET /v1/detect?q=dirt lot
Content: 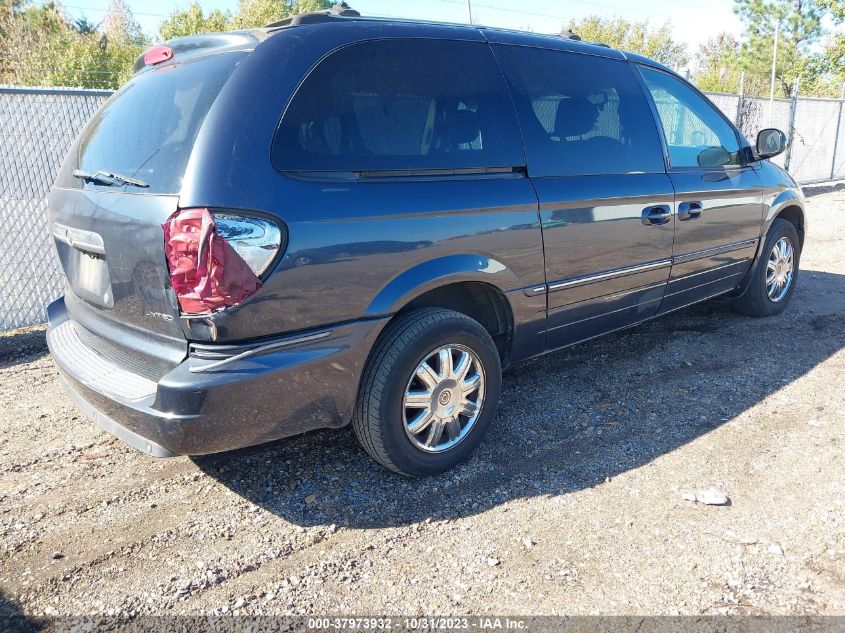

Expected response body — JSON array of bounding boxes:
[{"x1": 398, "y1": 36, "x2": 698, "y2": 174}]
[{"x1": 0, "y1": 184, "x2": 843, "y2": 620}]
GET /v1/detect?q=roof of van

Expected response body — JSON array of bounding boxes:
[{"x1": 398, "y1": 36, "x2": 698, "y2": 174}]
[
  {"x1": 260, "y1": 8, "x2": 675, "y2": 73},
  {"x1": 138, "y1": 7, "x2": 675, "y2": 77}
]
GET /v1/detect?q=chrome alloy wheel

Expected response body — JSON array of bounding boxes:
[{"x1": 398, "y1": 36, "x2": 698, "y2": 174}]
[
  {"x1": 402, "y1": 344, "x2": 485, "y2": 453},
  {"x1": 766, "y1": 236, "x2": 795, "y2": 303}
]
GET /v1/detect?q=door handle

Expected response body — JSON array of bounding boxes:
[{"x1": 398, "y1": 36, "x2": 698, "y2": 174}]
[
  {"x1": 641, "y1": 205, "x2": 672, "y2": 226},
  {"x1": 678, "y1": 201, "x2": 704, "y2": 221}
]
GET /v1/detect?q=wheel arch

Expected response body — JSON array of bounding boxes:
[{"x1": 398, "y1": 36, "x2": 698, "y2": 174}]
[
  {"x1": 364, "y1": 254, "x2": 520, "y2": 364},
  {"x1": 733, "y1": 192, "x2": 805, "y2": 300},
  {"x1": 765, "y1": 190, "x2": 806, "y2": 248}
]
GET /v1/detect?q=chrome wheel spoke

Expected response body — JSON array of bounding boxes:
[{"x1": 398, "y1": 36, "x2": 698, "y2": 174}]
[
  {"x1": 407, "y1": 409, "x2": 435, "y2": 435},
  {"x1": 445, "y1": 418, "x2": 461, "y2": 441},
  {"x1": 425, "y1": 420, "x2": 445, "y2": 448},
  {"x1": 438, "y1": 348, "x2": 453, "y2": 378},
  {"x1": 405, "y1": 390, "x2": 432, "y2": 408},
  {"x1": 416, "y1": 362, "x2": 440, "y2": 390},
  {"x1": 461, "y1": 400, "x2": 479, "y2": 417},
  {"x1": 453, "y1": 351, "x2": 471, "y2": 381},
  {"x1": 462, "y1": 373, "x2": 481, "y2": 395}
]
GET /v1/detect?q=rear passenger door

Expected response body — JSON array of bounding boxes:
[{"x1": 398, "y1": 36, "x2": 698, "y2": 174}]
[
  {"x1": 493, "y1": 45, "x2": 675, "y2": 351},
  {"x1": 637, "y1": 67, "x2": 765, "y2": 312},
  {"x1": 266, "y1": 37, "x2": 547, "y2": 359}
]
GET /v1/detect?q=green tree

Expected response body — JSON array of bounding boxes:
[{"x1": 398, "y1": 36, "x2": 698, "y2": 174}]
[
  {"x1": 159, "y1": 3, "x2": 230, "y2": 41},
  {"x1": 74, "y1": 16, "x2": 99, "y2": 34},
  {"x1": 734, "y1": 0, "x2": 826, "y2": 97},
  {"x1": 566, "y1": 16, "x2": 688, "y2": 70},
  {"x1": 0, "y1": 0, "x2": 144, "y2": 89},
  {"x1": 692, "y1": 32, "x2": 776, "y2": 95},
  {"x1": 231, "y1": 0, "x2": 332, "y2": 30},
  {"x1": 694, "y1": 33, "x2": 742, "y2": 92},
  {"x1": 817, "y1": 0, "x2": 844, "y2": 86},
  {"x1": 102, "y1": 0, "x2": 145, "y2": 45}
]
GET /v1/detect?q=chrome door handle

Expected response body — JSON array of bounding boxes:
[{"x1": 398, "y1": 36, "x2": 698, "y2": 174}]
[
  {"x1": 678, "y1": 201, "x2": 703, "y2": 221},
  {"x1": 641, "y1": 205, "x2": 672, "y2": 226}
]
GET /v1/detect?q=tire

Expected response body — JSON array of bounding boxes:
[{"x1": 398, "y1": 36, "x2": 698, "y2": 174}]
[
  {"x1": 352, "y1": 308, "x2": 502, "y2": 477},
  {"x1": 733, "y1": 218, "x2": 801, "y2": 317}
]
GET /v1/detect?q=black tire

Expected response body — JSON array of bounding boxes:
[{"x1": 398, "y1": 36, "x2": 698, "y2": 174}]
[
  {"x1": 733, "y1": 218, "x2": 801, "y2": 317},
  {"x1": 352, "y1": 308, "x2": 502, "y2": 477}
]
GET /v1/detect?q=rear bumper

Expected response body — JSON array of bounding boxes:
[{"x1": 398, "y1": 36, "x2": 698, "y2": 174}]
[{"x1": 47, "y1": 297, "x2": 388, "y2": 456}]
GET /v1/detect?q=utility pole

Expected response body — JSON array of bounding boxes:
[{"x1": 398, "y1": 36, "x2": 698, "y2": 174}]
[
  {"x1": 784, "y1": 77, "x2": 799, "y2": 172},
  {"x1": 768, "y1": 18, "x2": 781, "y2": 126},
  {"x1": 466, "y1": 0, "x2": 473, "y2": 24},
  {"x1": 832, "y1": 82, "x2": 845, "y2": 180}
]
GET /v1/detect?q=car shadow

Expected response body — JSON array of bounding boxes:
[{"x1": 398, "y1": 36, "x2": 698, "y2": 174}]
[
  {"x1": 802, "y1": 181, "x2": 845, "y2": 198},
  {"x1": 0, "y1": 327, "x2": 49, "y2": 371},
  {"x1": 0, "y1": 588, "x2": 41, "y2": 632},
  {"x1": 193, "y1": 268, "x2": 841, "y2": 529}
]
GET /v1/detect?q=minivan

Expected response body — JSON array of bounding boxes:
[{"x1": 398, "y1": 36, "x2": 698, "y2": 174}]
[{"x1": 46, "y1": 6, "x2": 806, "y2": 476}]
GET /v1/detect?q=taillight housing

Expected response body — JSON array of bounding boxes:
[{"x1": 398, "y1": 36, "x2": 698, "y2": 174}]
[{"x1": 162, "y1": 208, "x2": 282, "y2": 315}]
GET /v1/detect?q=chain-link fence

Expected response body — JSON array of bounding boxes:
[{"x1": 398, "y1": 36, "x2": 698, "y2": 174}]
[
  {"x1": 0, "y1": 87, "x2": 111, "y2": 332},
  {"x1": 1, "y1": 84, "x2": 844, "y2": 333}
]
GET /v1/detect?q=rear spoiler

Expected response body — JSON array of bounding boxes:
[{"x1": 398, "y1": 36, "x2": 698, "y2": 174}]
[{"x1": 133, "y1": 31, "x2": 264, "y2": 74}]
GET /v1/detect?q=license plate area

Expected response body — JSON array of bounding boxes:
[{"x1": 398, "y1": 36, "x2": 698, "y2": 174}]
[{"x1": 53, "y1": 223, "x2": 114, "y2": 309}]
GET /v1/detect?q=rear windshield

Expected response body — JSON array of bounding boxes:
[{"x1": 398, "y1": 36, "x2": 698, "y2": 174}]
[{"x1": 77, "y1": 52, "x2": 245, "y2": 194}]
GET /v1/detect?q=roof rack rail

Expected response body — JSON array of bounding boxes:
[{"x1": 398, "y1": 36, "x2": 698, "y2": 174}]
[
  {"x1": 264, "y1": 2, "x2": 360, "y2": 29},
  {"x1": 558, "y1": 28, "x2": 611, "y2": 48}
]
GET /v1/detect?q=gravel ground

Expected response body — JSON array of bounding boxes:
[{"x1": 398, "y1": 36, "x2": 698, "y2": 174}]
[{"x1": 0, "y1": 184, "x2": 843, "y2": 619}]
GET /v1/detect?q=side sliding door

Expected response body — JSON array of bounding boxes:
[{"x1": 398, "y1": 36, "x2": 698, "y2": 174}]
[{"x1": 493, "y1": 44, "x2": 675, "y2": 351}]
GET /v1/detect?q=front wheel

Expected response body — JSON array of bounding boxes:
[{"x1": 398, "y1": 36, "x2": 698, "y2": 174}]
[
  {"x1": 733, "y1": 218, "x2": 801, "y2": 317},
  {"x1": 352, "y1": 308, "x2": 502, "y2": 477}
]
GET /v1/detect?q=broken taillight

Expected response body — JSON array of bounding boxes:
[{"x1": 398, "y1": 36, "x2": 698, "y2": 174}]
[{"x1": 162, "y1": 208, "x2": 282, "y2": 315}]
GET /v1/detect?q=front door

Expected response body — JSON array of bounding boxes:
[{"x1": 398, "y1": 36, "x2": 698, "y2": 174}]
[
  {"x1": 492, "y1": 43, "x2": 674, "y2": 350},
  {"x1": 638, "y1": 66, "x2": 765, "y2": 313}
]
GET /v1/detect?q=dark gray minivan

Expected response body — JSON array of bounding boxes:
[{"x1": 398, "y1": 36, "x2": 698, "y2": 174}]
[{"x1": 46, "y1": 7, "x2": 806, "y2": 476}]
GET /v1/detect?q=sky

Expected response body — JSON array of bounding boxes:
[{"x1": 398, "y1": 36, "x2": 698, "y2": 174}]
[
  {"x1": 44, "y1": 0, "x2": 763, "y2": 73},
  {"x1": 53, "y1": 0, "x2": 747, "y2": 56}
]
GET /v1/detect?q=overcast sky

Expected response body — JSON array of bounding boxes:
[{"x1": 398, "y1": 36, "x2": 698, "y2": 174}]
[{"x1": 51, "y1": 0, "x2": 759, "y2": 60}]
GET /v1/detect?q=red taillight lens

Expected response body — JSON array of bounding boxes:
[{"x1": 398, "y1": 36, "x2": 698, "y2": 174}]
[
  {"x1": 162, "y1": 208, "x2": 280, "y2": 315},
  {"x1": 144, "y1": 45, "x2": 173, "y2": 66}
]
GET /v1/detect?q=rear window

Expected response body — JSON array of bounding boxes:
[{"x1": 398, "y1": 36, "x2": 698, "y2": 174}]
[
  {"x1": 272, "y1": 39, "x2": 525, "y2": 173},
  {"x1": 77, "y1": 52, "x2": 245, "y2": 194}
]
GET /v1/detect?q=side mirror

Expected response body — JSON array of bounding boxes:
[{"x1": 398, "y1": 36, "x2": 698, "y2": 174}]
[{"x1": 756, "y1": 128, "x2": 788, "y2": 160}]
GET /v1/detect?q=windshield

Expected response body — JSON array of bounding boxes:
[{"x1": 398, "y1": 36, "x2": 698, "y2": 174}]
[{"x1": 77, "y1": 52, "x2": 245, "y2": 194}]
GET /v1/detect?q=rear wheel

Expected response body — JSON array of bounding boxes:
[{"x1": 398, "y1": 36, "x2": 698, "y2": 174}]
[
  {"x1": 352, "y1": 308, "x2": 502, "y2": 476},
  {"x1": 733, "y1": 218, "x2": 800, "y2": 317}
]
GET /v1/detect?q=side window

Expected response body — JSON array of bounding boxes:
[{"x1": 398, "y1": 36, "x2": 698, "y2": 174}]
[
  {"x1": 639, "y1": 66, "x2": 742, "y2": 169},
  {"x1": 272, "y1": 39, "x2": 524, "y2": 172},
  {"x1": 493, "y1": 45, "x2": 665, "y2": 177}
]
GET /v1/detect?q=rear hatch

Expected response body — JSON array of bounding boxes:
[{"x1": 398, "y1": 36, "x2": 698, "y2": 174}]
[{"x1": 49, "y1": 37, "x2": 253, "y2": 378}]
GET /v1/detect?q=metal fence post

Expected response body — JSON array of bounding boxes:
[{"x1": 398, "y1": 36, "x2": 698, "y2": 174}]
[
  {"x1": 784, "y1": 77, "x2": 800, "y2": 173},
  {"x1": 735, "y1": 72, "x2": 745, "y2": 128},
  {"x1": 832, "y1": 83, "x2": 845, "y2": 181}
]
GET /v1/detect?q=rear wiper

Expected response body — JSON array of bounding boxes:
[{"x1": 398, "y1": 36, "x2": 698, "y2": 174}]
[{"x1": 72, "y1": 168, "x2": 149, "y2": 189}]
